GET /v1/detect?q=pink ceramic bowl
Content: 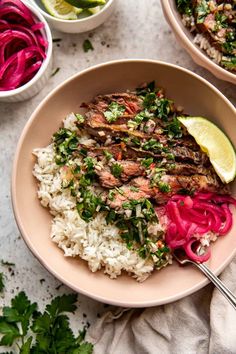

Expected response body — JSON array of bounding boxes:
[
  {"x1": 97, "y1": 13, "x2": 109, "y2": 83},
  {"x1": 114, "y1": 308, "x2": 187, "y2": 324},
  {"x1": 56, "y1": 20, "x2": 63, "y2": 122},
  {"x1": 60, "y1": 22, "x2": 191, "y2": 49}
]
[
  {"x1": 161, "y1": 0, "x2": 236, "y2": 85},
  {"x1": 12, "y1": 59, "x2": 236, "y2": 307}
]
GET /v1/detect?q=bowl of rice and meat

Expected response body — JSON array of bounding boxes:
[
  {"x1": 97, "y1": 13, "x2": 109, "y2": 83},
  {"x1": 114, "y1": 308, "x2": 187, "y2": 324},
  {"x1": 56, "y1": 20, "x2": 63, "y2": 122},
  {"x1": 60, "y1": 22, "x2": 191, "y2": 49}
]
[
  {"x1": 161, "y1": 0, "x2": 236, "y2": 85},
  {"x1": 12, "y1": 60, "x2": 236, "y2": 307}
]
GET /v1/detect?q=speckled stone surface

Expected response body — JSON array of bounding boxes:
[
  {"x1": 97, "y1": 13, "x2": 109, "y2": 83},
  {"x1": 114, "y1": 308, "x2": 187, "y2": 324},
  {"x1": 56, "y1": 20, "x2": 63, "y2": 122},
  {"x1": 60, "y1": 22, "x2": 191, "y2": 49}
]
[{"x1": 0, "y1": 0, "x2": 235, "y2": 342}]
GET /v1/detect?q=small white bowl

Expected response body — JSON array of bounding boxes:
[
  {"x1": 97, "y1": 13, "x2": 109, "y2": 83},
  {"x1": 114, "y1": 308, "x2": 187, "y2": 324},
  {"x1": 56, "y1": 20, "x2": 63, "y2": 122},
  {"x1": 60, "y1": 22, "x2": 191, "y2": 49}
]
[
  {"x1": 30, "y1": 0, "x2": 115, "y2": 33},
  {"x1": 0, "y1": 2, "x2": 53, "y2": 103}
]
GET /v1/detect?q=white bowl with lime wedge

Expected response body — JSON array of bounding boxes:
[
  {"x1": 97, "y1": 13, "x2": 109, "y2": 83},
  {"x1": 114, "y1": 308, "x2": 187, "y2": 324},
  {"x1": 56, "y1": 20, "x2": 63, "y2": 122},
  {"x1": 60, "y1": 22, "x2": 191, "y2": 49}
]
[{"x1": 30, "y1": 0, "x2": 115, "y2": 33}]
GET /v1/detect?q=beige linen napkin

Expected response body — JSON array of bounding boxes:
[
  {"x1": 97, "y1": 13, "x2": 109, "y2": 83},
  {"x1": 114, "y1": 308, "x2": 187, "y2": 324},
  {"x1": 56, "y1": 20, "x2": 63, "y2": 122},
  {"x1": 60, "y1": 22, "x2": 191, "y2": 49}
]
[{"x1": 87, "y1": 257, "x2": 236, "y2": 354}]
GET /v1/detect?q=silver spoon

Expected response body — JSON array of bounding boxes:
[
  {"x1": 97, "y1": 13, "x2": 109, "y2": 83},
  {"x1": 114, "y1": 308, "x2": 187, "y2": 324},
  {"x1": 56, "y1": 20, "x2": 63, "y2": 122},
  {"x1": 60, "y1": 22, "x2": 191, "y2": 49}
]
[{"x1": 173, "y1": 241, "x2": 236, "y2": 310}]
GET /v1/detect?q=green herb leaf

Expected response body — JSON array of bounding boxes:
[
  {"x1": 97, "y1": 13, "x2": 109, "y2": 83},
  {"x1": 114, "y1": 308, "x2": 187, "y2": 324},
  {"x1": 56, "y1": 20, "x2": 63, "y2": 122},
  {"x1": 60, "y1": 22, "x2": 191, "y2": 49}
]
[
  {"x1": 0, "y1": 321, "x2": 20, "y2": 346},
  {"x1": 176, "y1": 0, "x2": 193, "y2": 15},
  {"x1": 141, "y1": 157, "x2": 154, "y2": 168},
  {"x1": 158, "y1": 181, "x2": 171, "y2": 193},
  {"x1": 1, "y1": 261, "x2": 15, "y2": 266},
  {"x1": 46, "y1": 294, "x2": 77, "y2": 317},
  {"x1": 127, "y1": 110, "x2": 153, "y2": 129},
  {"x1": 77, "y1": 188, "x2": 103, "y2": 222},
  {"x1": 51, "y1": 67, "x2": 60, "y2": 77},
  {"x1": 165, "y1": 117, "x2": 182, "y2": 139},
  {"x1": 83, "y1": 39, "x2": 94, "y2": 52},
  {"x1": 136, "y1": 81, "x2": 156, "y2": 96},
  {"x1": 103, "y1": 150, "x2": 113, "y2": 160},
  {"x1": 19, "y1": 337, "x2": 32, "y2": 354},
  {"x1": 53, "y1": 128, "x2": 79, "y2": 165},
  {"x1": 74, "y1": 342, "x2": 94, "y2": 353},
  {"x1": 75, "y1": 113, "x2": 85, "y2": 123},
  {"x1": 0, "y1": 273, "x2": 4, "y2": 292},
  {"x1": 111, "y1": 163, "x2": 123, "y2": 178},
  {"x1": 104, "y1": 102, "x2": 125, "y2": 123},
  {"x1": 0, "y1": 291, "x2": 92, "y2": 353}
]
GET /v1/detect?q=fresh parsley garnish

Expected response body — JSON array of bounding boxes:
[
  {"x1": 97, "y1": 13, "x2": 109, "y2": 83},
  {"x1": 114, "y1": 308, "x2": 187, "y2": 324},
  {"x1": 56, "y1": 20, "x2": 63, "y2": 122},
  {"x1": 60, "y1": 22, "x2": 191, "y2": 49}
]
[
  {"x1": 136, "y1": 81, "x2": 156, "y2": 96},
  {"x1": 104, "y1": 102, "x2": 125, "y2": 123},
  {"x1": 127, "y1": 110, "x2": 153, "y2": 129},
  {"x1": 51, "y1": 67, "x2": 60, "y2": 77},
  {"x1": 103, "y1": 150, "x2": 113, "y2": 160},
  {"x1": 158, "y1": 181, "x2": 171, "y2": 193},
  {"x1": 76, "y1": 113, "x2": 85, "y2": 123},
  {"x1": 141, "y1": 157, "x2": 154, "y2": 168},
  {"x1": 0, "y1": 292, "x2": 93, "y2": 353},
  {"x1": 83, "y1": 39, "x2": 94, "y2": 52},
  {"x1": 0, "y1": 273, "x2": 4, "y2": 292},
  {"x1": 142, "y1": 93, "x2": 173, "y2": 121},
  {"x1": 77, "y1": 188, "x2": 103, "y2": 222},
  {"x1": 165, "y1": 117, "x2": 182, "y2": 139},
  {"x1": 1, "y1": 260, "x2": 15, "y2": 266},
  {"x1": 176, "y1": 0, "x2": 193, "y2": 15},
  {"x1": 111, "y1": 163, "x2": 123, "y2": 178},
  {"x1": 53, "y1": 128, "x2": 79, "y2": 165}
]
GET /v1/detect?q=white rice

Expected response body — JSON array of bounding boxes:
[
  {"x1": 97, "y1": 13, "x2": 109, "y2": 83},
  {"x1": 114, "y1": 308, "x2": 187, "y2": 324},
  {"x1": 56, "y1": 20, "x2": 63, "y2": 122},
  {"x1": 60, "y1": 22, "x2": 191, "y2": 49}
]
[
  {"x1": 33, "y1": 113, "x2": 162, "y2": 282},
  {"x1": 182, "y1": 16, "x2": 222, "y2": 65}
]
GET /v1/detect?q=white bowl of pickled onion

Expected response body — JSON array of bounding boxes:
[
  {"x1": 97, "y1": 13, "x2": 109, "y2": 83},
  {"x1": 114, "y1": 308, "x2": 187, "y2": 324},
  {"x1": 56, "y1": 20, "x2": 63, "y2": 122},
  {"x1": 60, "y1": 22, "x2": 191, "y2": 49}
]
[{"x1": 0, "y1": 0, "x2": 52, "y2": 102}]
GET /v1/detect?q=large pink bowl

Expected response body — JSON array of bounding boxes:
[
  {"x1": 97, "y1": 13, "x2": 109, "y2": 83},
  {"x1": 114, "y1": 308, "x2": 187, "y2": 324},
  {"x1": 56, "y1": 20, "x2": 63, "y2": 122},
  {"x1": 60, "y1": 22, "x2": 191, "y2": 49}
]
[
  {"x1": 12, "y1": 59, "x2": 236, "y2": 307},
  {"x1": 161, "y1": 0, "x2": 236, "y2": 85}
]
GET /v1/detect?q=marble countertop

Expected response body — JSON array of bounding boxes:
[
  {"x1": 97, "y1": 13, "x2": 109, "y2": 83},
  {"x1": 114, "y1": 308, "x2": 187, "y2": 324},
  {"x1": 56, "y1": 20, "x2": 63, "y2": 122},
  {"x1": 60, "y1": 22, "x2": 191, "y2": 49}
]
[{"x1": 0, "y1": 0, "x2": 235, "y2": 337}]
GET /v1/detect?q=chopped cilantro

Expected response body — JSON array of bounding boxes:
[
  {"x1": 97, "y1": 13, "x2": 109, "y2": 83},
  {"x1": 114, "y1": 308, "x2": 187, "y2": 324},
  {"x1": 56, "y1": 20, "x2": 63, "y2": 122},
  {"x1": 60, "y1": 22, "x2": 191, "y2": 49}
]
[
  {"x1": 1, "y1": 260, "x2": 15, "y2": 266},
  {"x1": 165, "y1": 117, "x2": 182, "y2": 139},
  {"x1": 103, "y1": 150, "x2": 113, "y2": 160},
  {"x1": 141, "y1": 157, "x2": 154, "y2": 168},
  {"x1": 84, "y1": 156, "x2": 95, "y2": 172},
  {"x1": 75, "y1": 113, "x2": 85, "y2": 123},
  {"x1": 127, "y1": 110, "x2": 154, "y2": 129},
  {"x1": 221, "y1": 56, "x2": 236, "y2": 70},
  {"x1": 131, "y1": 137, "x2": 141, "y2": 146},
  {"x1": 143, "y1": 93, "x2": 173, "y2": 121},
  {"x1": 51, "y1": 67, "x2": 60, "y2": 77},
  {"x1": 52, "y1": 38, "x2": 62, "y2": 43},
  {"x1": 108, "y1": 190, "x2": 115, "y2": 200},
  {"x1": 105, "y1": 210, "x2": 117, "y2": 223},
  {"x1": 176, "y1": 0, "x2": 193, "y2": 15},
  {"x1": 77, "y1": 188, "x2": 103, "y2": 222},
  {"x1": 111, "y1": 163, "x2": 123, "y2": 178},
  {"x1": 53, "y1": 128, "x2": 79, "y2": 165},
  {"x1": 83, "y1": 39, "x2": 94, "y2": 52},
  {"x1": 104, "y1": 102, "x2": 125, "y2": 123},
  {"x1": 195, "y1": 0, "x2": 209, "y2": 24},
  {"x1": 136, "y1": 81, "x2": 156, "y2": 96},
  {"x1": 0, "y1": 272, "x2": 4, "y2": 292},
  {"x1": 79, "y1": 148, "x2": 88, "y2": 157},
  {"x1": 142, "y1": 138, "x2": 163, "y2": 152},
  {"x1": 158, "y1": 181, "x2": 171, "y2": 193}
]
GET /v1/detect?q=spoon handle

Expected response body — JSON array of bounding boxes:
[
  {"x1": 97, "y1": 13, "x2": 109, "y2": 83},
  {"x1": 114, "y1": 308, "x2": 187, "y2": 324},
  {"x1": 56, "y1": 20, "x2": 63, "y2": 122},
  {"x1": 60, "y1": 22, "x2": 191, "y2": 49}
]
[{"x1": 195, "y1": 262, "x2": 236, "y2": 310}]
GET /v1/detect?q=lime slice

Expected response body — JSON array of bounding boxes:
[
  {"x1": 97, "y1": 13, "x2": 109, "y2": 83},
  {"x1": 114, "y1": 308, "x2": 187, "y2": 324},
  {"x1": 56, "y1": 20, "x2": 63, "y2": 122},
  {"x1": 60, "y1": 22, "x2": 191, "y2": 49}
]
[
  {"x1": 177, "y1": 116, "x2": 236, "y2": 184},
  {"x1": 42, "y1": 0, "x2": 82, "y2": 20},
  {"x1": 88, "y1": 6, "x2": 101, "y2": 14}
]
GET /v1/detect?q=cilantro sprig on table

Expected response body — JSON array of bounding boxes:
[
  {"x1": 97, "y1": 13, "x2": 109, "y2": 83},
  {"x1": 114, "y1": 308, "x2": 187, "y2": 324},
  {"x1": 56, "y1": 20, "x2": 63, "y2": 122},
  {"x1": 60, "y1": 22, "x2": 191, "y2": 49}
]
[{"x1": 0, "y1": 292, "x2": 93, "y2": 353}]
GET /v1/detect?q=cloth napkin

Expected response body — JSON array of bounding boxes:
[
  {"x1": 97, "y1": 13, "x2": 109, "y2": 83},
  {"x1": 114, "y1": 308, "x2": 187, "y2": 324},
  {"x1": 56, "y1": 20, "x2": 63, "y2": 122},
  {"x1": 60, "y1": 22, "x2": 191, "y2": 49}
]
[{"x1": 87, "y1": 257, "x2": 236, "y2": 354}]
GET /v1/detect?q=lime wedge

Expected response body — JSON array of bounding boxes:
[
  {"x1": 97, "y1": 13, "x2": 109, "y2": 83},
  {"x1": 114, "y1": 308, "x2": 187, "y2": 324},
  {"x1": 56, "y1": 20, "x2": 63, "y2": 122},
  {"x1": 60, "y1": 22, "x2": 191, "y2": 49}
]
[
  {"x1": 177, "y1": 116, "x2": 236, "y2": 184},
  {"x1": 88, "y1": 6, "x2": 101, "y2": 14},
  {"x1": 41, "y1": 0, "x2": 82, "y2": 20}
]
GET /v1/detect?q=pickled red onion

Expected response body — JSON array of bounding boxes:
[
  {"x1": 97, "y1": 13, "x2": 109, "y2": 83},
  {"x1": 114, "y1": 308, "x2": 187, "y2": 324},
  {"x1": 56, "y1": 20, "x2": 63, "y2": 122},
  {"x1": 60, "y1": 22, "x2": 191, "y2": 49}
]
[
  {"x1": 0, "y1": 0, "x2": 47, "y2": 91},
  {"x1": 157, "y1": 192, "x2": 236, "y2": 263}
]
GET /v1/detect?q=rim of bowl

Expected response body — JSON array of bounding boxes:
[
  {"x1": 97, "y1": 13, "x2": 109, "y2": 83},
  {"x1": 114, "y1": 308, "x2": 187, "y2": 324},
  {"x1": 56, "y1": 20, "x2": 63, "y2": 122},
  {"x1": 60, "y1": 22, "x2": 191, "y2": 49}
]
[
  {"x1": 161, "y1": 0, "x2": 236, "y2": 85},
  {"x1": 0, "y1": 1, "x2": 53, "y2": 98},
  {"x1": 11, "y1": 59, "x2": 236, "y2": 307},
  {"x1": 30, "y1": 0, "x2": 114, "y2": 23}
]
